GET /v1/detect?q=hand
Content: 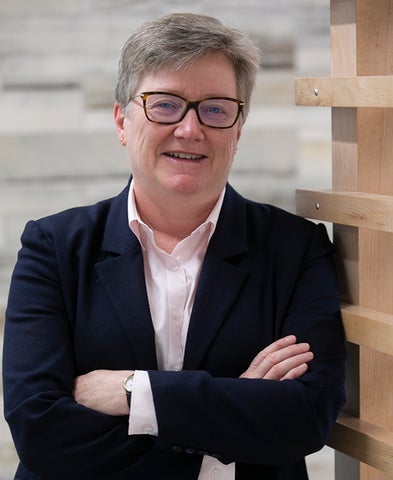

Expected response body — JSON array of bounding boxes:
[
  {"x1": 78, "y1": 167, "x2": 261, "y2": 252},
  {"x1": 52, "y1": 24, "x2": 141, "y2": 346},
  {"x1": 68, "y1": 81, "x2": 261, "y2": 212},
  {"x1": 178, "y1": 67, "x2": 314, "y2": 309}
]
[
  {"x1": 240, "y1": 335, "x2": 314, "y2": 381},
  {"x1": 73, "y1": 369, "x2": 133, "y2": 416}
]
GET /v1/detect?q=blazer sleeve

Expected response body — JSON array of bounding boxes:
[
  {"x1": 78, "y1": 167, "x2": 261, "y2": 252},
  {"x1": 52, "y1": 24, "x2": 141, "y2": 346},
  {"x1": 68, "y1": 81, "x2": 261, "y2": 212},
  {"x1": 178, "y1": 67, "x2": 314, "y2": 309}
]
[
  {"x1": 2, "y1": 220, "x2": 157, "y2": 479},
  {"x1": 148, "y1": 222, "x2": 347, "y2": 466}
]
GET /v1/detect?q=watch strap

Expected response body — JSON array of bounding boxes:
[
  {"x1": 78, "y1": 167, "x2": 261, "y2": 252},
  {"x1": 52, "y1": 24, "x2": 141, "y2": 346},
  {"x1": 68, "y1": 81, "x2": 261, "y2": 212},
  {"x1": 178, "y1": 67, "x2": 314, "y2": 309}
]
[{"x1": 123, "y1": 373, "x2": 135, "y2": 408}]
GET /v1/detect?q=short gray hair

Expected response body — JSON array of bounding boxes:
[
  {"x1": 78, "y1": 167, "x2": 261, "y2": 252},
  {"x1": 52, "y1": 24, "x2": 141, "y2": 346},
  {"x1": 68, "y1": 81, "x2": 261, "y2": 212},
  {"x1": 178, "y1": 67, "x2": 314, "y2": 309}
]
[{"x1": 115, "y1": 13, "x2": 261, "y2": 118}]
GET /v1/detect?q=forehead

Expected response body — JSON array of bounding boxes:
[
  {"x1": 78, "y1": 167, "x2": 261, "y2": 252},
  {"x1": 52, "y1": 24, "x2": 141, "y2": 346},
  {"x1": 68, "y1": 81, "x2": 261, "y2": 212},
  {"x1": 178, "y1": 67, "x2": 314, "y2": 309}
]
[{"x1": 137, "y1": 53, "x2": 238, "y2": 99}]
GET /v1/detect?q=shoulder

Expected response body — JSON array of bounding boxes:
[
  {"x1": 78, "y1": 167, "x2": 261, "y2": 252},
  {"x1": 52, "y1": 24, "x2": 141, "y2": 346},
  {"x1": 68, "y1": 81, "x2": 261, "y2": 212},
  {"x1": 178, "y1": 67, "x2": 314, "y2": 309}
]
[
  {"x1": 250, "y1": 200, "x2": 318, "y2": 239},
  {"x1": 37, "y1": 195, "x2": 116, "y2": 230},
  {"x1": 225, "y1": 184, "x2": 319, "y2": 235},
  {"x1": 21, "y1": 185, "x2": 129, "y2": 251},
  {"x1": 224, "y1": 185, "x2": 333, "y2": 257}
]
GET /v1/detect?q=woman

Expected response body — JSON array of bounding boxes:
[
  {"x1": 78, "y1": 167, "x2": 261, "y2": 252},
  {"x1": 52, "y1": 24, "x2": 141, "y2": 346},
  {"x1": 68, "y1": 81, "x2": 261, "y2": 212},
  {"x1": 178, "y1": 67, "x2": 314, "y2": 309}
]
[{"x1": 3, "y1": 13, "x2": 346, "y2": 480}]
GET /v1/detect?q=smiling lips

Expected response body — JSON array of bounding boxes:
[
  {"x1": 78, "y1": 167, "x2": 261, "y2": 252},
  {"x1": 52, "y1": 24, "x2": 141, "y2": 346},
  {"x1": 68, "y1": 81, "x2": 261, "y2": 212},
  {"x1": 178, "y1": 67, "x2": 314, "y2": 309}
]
[{"x1": 166, "y1": 152, "x2": 206, "y2": 160}]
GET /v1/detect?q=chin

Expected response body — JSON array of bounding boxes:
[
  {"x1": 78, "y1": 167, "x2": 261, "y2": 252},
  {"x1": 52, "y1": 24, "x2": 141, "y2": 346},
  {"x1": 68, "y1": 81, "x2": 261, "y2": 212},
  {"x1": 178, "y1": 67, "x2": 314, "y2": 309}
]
[{"x1": 167, "y1": 175, "x2": 201, "y2": 195}]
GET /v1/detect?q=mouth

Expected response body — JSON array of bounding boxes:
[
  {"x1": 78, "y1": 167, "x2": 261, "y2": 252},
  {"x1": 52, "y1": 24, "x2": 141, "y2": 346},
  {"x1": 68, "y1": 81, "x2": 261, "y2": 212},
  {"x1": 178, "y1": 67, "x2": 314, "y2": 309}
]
[{"x1": 165, "y1": 152, "x2": 206, "y2": 160}]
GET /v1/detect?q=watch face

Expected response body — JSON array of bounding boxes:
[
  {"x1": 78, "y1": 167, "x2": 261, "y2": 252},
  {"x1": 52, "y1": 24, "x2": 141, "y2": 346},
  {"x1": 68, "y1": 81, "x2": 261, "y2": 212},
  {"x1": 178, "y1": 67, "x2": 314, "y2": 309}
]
[{"x1": 124, "y1": 374, "x2": 134, "y2": 393}]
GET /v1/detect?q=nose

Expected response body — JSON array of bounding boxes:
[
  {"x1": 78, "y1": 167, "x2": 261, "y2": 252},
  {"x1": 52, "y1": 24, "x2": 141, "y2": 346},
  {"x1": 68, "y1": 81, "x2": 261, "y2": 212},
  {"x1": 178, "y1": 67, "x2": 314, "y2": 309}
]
[{"x1": 173, "y1": 107, "x2": 205, "y2": 141}]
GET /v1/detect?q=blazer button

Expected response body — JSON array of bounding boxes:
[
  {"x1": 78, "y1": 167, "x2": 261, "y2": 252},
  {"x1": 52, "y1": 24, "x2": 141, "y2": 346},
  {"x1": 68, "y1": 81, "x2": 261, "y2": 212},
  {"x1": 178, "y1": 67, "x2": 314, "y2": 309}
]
[
  {"x1": 171, "y1": 445, "x2": 184, "y2": 454},
  {"x1": 197, "y1": 450, "x2": 209, "y2": 456},
  {"x1": 210, "y1": 467, "x2": 222, "y2": 478},
  {"x1": 185, "y1": 447, "x2": 197, "y2": 455}
]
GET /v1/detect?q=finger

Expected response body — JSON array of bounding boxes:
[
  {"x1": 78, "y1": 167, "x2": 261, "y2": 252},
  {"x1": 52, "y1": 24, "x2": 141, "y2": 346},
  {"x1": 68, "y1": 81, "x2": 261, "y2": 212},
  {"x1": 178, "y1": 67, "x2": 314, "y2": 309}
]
[
  {"x1": 262, "y1": 343, "x2": 312, "y2": 373},
  {"x1": 241, "y1": 342, "x2": 311, "y2": 379},
  {"x1": 263, "y1": 350, "x2": 314, "y2": 380},
  {"x1": 243, "y1": 335, "x2": 298, "y2": 374},
  {"x1": 257, "y1": 335, "x2": 298, "y2": 358},
  {"x1": 279, "y1": 362, "x2": 309, "y2": 381}
]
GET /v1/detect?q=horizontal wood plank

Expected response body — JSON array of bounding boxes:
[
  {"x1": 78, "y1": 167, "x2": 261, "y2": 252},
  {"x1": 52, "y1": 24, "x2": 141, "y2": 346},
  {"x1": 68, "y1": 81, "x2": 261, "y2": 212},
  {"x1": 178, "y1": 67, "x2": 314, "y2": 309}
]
[
  {"x1": 328, "y1": 413, "x2": 393, "y2": 474},
  {"x1": 295, "y1": 76, "x2": 393, "y2": 107},
  {"x1": 296, "y1": 189, "x2": 393, "y2": 232},
  {"x1": 341, "y1": 304, "x2": 393, "y2": 355}
]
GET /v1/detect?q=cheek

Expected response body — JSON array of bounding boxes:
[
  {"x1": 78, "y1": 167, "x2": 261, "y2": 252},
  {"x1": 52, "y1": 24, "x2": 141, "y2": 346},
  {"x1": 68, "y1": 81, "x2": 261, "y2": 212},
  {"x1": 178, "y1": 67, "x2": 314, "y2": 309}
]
[
  {"x1": 222, "y1": 134, "x2": 240, "y2": 162},
  {"x1": 125, "y1": 123, "x2": 155, "y2": 157}
]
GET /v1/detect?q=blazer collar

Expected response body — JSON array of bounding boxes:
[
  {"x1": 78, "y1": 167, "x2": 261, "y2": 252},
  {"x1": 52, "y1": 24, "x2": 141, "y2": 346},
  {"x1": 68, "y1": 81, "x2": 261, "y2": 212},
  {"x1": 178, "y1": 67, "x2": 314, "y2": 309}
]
[
  {"x1": 208, "y1": 184, "x2": 248, "y2": 258},
  {"x1": 101, "y1": 181, "x2": 138, "y2": 255},
  {"x1": 101, "y1": 182, "x2": 248, "y2": 256}
]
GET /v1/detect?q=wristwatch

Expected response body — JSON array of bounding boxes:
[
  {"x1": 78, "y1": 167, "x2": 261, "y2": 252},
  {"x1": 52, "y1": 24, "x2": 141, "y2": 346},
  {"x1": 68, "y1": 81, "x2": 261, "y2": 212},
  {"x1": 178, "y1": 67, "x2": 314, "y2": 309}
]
[{"x1": 123, "y1": 372, "x2": 135, "y2": 408}]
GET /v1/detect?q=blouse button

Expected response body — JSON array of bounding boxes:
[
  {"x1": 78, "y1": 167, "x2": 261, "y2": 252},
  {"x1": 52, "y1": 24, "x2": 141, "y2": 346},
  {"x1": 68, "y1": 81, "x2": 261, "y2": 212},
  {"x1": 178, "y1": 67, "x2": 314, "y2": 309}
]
[{"x1": 210, "y1": 467, "x2": 221, "y2": 478}]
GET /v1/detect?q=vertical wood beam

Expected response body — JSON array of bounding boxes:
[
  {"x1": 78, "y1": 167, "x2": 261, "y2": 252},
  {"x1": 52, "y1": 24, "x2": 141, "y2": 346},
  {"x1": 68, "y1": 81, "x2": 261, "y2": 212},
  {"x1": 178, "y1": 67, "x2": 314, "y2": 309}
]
[
  {"x1": 356, "y1": 2, "x2": 393, "y2": 479},
  {"x1": 330, "y1": 10, "x2": 360, "y2": 477}
]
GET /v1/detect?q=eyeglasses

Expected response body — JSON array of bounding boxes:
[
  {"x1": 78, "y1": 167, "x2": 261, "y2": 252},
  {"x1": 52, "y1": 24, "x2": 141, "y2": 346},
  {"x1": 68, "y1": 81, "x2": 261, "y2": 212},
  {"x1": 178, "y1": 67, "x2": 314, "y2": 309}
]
[{"x1": 130, "y1": 91, "x2": 245, "y2": 129}]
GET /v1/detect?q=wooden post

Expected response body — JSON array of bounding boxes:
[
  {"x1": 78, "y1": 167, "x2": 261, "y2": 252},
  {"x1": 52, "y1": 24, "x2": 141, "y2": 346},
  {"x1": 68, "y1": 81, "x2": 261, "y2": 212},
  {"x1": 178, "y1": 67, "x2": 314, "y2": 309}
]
[{"x1": 295, "y1": 0, "x2": 393, "y2": 478}]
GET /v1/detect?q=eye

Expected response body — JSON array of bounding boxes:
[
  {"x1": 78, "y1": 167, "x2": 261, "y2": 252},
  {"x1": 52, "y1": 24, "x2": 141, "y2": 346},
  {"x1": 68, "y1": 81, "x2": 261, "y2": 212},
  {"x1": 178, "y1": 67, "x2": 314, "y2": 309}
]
[
  {"x1": 201, "y1": 101, "x2": 232, "y2": 118},
  {"x1": 153, "y1": 101, "x2": 178, "y2": 110},
  {"x1": 206, "y1": 105, "x2": 225, "y2": 114},
  {"x1": 147, "y1": 96, "x2": 184, "y2": 116}
]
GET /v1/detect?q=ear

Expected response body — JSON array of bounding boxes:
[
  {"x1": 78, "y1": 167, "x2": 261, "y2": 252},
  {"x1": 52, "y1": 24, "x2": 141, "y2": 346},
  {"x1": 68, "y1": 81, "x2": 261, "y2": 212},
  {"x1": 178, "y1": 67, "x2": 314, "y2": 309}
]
[{"x1": 114, "y1": 102, "x2": 126, "y2": 134}]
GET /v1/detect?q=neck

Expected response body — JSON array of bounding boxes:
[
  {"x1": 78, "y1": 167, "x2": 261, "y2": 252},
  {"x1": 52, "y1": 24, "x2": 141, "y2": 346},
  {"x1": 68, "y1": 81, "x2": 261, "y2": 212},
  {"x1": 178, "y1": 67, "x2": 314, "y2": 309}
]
[{"x1": 134, "y1": 187, "x2": 220, "y2": 253}]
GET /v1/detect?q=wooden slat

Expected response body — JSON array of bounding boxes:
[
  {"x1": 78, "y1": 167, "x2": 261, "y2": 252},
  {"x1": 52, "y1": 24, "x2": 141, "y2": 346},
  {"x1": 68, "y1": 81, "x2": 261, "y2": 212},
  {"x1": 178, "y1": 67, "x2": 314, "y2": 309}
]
[
  {"x1": 357, "y1": 0, "x2": 393, "y2": 77},
  {"x1": 355, "y1": 5, "x2": 393, "y2": 478},
  {"x1": 296, "y1": 189, "x2": 393, "y2": 232},
  {"x1": 341, "y1": 304, "x2": 393, "y2": 355},
  {"x1": 328, "y1": 413, "x2": 393, "y2": 475},
  {"x1": 330, "y1": 0, "x2": 356, "y2": 77},
  {"x1": 358, "y1": 108, "x2": 393, "y2": 196},
  {"x1": 332, "y1": 108, "x2": 358, "y2": 191},
  {"x1": 295, "y1": 76, "x2": 393, "y2": 107}
]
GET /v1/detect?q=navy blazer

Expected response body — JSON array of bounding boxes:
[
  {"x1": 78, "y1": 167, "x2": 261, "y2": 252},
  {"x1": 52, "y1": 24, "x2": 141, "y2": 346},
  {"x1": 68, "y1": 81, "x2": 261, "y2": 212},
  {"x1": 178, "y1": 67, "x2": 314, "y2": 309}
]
[{"x1": 3, "y1": 183, "x2": 346, "y2": 480}]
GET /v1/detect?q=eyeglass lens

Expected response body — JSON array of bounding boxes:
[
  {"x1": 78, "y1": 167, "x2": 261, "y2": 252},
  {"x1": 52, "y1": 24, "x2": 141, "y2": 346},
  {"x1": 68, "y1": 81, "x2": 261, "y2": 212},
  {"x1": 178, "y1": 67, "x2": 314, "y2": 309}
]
[{"x1": 143, "y1": 93, "x2": 241, "y2": 128}]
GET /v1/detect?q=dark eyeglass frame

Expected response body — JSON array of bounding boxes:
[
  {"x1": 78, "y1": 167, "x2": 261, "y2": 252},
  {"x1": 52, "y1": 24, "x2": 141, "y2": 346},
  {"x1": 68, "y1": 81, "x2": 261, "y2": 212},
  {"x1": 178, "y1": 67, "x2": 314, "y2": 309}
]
[{"x1": 130, "y1": 91, "x2": 245, "y2": 129}]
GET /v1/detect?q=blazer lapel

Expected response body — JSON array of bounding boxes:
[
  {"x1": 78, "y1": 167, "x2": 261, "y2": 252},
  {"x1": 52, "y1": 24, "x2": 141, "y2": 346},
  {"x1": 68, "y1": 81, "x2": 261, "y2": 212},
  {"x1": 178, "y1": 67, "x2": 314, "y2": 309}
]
[
  {"x1": 94, "y1": 184, "x2": 158, "y2": 370},
  {"x1": 183, "y1": 185, "x2": 250, "y2": 370},
  {"x1": 95, "y1": 247, "x2": 158, "y2": 370},
  {"x1": 183, "y1": 252, "x2": 248, "y2": 370}
]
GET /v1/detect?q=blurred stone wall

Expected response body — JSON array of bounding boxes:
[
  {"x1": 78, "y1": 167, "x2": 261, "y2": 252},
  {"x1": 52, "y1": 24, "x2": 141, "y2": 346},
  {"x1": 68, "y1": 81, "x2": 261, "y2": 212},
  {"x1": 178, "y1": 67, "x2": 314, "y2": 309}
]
[{"x1": 0, "y1": 1, "x2": 333, "y2": 478}]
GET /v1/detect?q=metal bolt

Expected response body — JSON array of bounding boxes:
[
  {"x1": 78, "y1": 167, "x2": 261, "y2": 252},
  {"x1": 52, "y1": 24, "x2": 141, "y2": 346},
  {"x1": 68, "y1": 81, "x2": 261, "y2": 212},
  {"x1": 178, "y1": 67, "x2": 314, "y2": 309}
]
[
  {"x1": 314, "y1": 88, "x2": 319, "y2": 96},
  {"x1": 315, "y1": 202, "x2": 320, "y2": 210}
]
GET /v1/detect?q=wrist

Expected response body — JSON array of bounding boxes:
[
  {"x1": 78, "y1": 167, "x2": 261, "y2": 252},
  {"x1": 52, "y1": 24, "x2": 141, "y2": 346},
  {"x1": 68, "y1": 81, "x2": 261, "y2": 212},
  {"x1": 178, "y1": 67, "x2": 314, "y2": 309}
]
[{"x1": 123, "y1": 372, "x2": 135, "y2": 409}]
